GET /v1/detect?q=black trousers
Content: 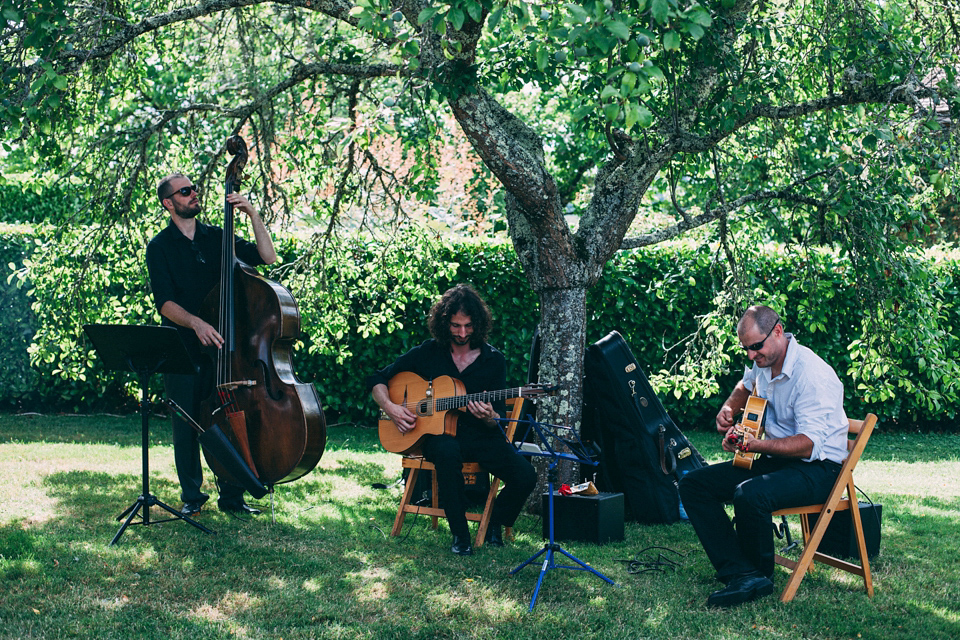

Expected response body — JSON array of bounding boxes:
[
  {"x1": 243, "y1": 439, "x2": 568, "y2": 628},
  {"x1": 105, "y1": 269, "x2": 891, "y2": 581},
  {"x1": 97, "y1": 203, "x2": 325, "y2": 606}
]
[
  {"x1": 678, "y1": 456, "x2": 841, "y2": 583},
  {"x1": 164, "y1": 372, "x2": 245, "y2": 505},
  {"x1": 420, "y1": 429, "x2": 537, "y2": 539}
]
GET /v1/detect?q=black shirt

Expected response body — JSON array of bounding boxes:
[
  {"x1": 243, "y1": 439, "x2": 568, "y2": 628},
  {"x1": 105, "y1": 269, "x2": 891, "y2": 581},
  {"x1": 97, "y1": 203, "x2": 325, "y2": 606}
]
[
  {"x1": 366, "y1": 338, "x2": 508, "y2": 436},
  {"x1": 146, "y1": 219, "x2": 264, "y2": 361}
]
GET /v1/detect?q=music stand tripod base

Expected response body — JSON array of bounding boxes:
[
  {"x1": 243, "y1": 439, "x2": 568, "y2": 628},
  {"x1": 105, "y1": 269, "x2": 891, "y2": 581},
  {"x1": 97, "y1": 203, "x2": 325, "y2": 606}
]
[
  {"x1": 83, "y1": 324, "x2": 216, "y2": 544},
  {"x1": 111, "y1": 493, "x2": 214, "y2": 545},
  {"x1": 508, "y1": 417, "x2": 616, "y2": 611}
]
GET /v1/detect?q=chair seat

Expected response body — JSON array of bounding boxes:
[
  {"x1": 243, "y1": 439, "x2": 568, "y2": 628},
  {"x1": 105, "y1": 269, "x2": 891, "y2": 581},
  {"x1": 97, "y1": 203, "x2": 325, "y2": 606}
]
[{"x1": 773, "y1": 498, "x2": 854, "y2": 517}]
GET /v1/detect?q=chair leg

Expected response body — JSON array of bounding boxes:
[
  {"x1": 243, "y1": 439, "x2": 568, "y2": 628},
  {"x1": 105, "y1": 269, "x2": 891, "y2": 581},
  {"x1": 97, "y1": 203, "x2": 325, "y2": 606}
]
[
  {"x1": 780, "y1": 487, "x2": 847, "y2": 602},
  {"x1": 391, "y1": 467, "x2": 421, "y2": 537},
  {"x1": 474, "y1": 476, "x2": 501, "y2": 548},
  {"x1": 799, "y1": 514, "x2": 814, "y2": 573},
  {"x1": 846, "y1": 480, "x2": 874, "y2": 597},
  {"x1": 430, "y1": 468, "x2": 440, "y2": 530}
]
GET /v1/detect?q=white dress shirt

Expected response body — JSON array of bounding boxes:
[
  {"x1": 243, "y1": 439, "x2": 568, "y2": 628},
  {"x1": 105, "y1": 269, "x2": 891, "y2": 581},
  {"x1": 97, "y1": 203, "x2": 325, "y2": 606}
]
[{"x1": 741, "y1": 333, "x2": 849, "y2": 464}]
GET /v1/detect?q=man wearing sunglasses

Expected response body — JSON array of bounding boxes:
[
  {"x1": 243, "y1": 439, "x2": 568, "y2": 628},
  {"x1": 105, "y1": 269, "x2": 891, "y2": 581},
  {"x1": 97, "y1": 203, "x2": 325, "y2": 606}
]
[
  {"x1": 146, "y1": 172, "x2": 277, "y2": 517},
  {"x1": 678, "y1": 305, "x2": 850, "y2": 607}
]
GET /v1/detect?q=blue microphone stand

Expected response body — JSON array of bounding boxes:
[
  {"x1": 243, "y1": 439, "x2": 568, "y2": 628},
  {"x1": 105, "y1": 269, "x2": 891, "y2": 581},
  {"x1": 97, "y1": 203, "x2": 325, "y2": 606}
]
[{"x1": 507, "y1": 416, "x2": 616, "y2": 611}]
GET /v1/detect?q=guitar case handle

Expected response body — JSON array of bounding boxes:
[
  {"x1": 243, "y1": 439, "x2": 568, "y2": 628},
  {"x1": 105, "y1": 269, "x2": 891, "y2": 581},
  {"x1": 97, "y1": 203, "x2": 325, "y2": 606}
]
[
  {"x1": 658, "y1": 424, "x2": 677, "y2": 476},
  {"x1": 629, "y1": 391, "x2": 678, "y2": 477}
]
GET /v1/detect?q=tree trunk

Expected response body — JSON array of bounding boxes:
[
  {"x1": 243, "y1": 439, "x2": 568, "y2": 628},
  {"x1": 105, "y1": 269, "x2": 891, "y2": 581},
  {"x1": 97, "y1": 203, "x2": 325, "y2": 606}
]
[{"x1": 532, "y1": 286, "x2": 588, "y2": 487}]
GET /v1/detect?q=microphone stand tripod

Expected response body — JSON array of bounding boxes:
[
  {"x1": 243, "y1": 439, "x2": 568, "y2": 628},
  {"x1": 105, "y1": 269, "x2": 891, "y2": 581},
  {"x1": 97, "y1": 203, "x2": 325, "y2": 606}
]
[{"x1": 508, "y1": 416, "x2": 616, "y2": 611}]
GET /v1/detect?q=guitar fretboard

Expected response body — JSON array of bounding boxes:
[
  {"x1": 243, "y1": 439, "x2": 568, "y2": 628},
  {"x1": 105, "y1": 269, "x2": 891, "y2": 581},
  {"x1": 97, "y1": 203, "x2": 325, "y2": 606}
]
[{"x1": 432, "y1": 387, "x2": 524, "y2": 412}]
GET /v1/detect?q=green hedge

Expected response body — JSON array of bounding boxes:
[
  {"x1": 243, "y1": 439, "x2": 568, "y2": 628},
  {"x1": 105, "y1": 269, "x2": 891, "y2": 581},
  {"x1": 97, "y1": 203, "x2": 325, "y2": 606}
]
[
  {"x1": 0, "y1": 224, "x2": 35, "y2": 407},
  {"x1": 2, "y1": 224, "x2": 959, "y2": 431}
]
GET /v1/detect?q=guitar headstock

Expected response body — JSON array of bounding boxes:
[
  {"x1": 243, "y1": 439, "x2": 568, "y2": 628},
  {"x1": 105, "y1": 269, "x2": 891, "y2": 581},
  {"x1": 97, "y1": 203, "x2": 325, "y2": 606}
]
[{"x1": 520, "y1": 383, "x2": 561, "y2": 399}]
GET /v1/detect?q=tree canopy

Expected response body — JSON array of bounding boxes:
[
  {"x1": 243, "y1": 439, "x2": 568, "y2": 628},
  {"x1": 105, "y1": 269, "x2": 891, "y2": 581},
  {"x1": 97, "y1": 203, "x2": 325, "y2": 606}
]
[{"x1": 3, "y1": 0, "x2": 959, "y2": 432}]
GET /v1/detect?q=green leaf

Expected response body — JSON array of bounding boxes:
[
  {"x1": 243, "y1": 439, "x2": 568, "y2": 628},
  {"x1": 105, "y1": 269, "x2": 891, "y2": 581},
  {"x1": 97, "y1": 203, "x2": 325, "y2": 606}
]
[
  {"x1": 663, "y1": 31, "x2": 680, "y2": 51},
  {"x1": 603, "y1": 102, "x2": 621, "y2": 123},
  {"x1": 606, "y1": 19, "x2": 630, "y2": 41},
  {"x1": 566, "y1": 3, "x2": 589, "y2": 24},
  {"x1": 536, "y1": 46, "x2": 549, "y2": 71},
  {"x1": 625, "y1": 102, "x2": 640, "y2": 130},
  {"x1": 688, "y1": 6, "x2": 713, "y2": 27},
  {"x1": 644, "y1": 63, "x2": 666, "y2": 82},
  {"x1": 449, "y1": 8, "x2": 465, "y2": 30},
  {"x1": 601, "y1": 85, "x2": 619, "y2": 101},
  {"x1": 417, "y1": 7, "x2": 439, "y2": 25},
  {"x1": 635, "y1": 104, "x2": 653, "y2": 127},
  {"x1": 466, "y1": 1, "x2": 483, "y2": 23},
  {"x1": 651, "y1": 0, "x2": 669, "y2": 25},
  {"x1": 572, "y1": 105, "x2": 595, "y2": 121}
]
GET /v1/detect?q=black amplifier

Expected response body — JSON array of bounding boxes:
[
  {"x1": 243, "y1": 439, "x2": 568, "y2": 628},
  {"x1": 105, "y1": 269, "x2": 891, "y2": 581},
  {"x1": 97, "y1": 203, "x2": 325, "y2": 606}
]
[
  {"x1": 542, "y1": 491, "x2": 625, "y2": 544},
  {"x1": 807, "y1": 502, "x2": 882, "y2": 559}
]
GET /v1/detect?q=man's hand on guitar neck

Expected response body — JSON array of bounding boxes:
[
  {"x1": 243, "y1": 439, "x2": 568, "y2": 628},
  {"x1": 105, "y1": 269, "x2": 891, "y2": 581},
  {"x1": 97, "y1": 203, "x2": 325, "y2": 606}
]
[{"x1": 466, "y1": 399, "x2": 499, "y2": 427}]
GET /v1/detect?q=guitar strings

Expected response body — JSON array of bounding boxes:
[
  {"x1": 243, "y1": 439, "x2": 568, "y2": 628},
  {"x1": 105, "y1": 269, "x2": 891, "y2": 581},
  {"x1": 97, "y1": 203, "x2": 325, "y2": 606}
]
[{"x1": 395, "y1": 387, "x2": 525, "y2": 412}]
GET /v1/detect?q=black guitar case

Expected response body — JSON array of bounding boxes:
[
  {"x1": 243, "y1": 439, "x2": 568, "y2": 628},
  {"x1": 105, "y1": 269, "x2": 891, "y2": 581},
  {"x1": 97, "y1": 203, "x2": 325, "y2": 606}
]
[{"x1": 583, "y1": 330, "x2": 705, "y2": 524}]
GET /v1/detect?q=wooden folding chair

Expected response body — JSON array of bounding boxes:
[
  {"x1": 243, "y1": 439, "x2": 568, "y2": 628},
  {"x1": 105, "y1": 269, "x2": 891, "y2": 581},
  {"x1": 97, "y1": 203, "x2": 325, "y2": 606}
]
[
  {"x1": 391, "y1": 397, "x2": 526, "y2": 547},
  {"x1": 773, "y1": 413, "x2": 878, "y2": 602}
]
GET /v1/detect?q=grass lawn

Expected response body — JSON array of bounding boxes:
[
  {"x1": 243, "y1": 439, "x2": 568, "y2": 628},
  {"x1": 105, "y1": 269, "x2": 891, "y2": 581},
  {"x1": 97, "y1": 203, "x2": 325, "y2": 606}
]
[{"x1": 0, "y1": 413, "x2": 958, "y2": 639}]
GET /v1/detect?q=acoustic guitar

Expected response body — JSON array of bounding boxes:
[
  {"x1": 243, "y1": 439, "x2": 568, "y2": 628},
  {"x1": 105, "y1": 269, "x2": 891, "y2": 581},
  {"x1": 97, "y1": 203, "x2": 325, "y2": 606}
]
[
  {"x1": 378, "y1": 372, "x2": 558, "y2": 454},
  {"x1": 729, "y1": 393, "x2": 768, "y2": 470}
]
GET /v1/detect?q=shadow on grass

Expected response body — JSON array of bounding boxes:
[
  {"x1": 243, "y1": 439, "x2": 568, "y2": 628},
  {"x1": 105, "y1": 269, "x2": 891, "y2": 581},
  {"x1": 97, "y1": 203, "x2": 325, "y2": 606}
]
[
  {"x1": 1, "y1": 464, "x2": 958, "y2": 638},
  {"x1": 0, "y1": 413, "x2": 167, "y2": 447},
  {"x1": 0, "y1": 414, "x2": 383, "y2": 456}
]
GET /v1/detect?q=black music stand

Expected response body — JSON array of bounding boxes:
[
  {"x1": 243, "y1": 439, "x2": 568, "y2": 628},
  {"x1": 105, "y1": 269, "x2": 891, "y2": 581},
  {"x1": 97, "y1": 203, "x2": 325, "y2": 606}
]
[
  {"x1": 83, "y1": 324, "x2": 215, "y2": 545},
  {"x1": 508, "y1": 416, "x2": 616, "y2": 611}
]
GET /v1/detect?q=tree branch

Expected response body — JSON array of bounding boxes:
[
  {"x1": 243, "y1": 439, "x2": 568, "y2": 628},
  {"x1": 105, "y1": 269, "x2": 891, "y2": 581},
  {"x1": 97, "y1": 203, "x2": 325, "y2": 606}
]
[
  {"x1": 620, "y1": 183, "x2": 831, "y2": 250},
  {"x1": 25, "y1": 0, "x2": 364, "y2": 78},
  {"x1": 665, "y1": 79, "x2": 931, "y2": 155}
]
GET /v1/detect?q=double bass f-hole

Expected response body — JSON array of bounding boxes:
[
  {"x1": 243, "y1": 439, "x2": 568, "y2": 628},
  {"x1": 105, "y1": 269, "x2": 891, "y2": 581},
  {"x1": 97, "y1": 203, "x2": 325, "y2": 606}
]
[{"x1": 257, "y1": 360, "x2": 284, "y2": 402}]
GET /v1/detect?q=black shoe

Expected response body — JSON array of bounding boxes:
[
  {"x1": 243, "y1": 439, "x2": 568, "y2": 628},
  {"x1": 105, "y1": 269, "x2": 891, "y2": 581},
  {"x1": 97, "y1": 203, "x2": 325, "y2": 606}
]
[
  {"x1": 706, "y1": 572, "x2": 774, "y2": 608},
  {"x1": 484, "y1": 525, "x2": 505, "y2": 548},
  {"x1": 451, "y1": 535, "x2": 473, "y2": 556},
  {"x1": 180, "y1": 494, "x2": 209, "y2": 516},
  {"x1": 180, "y1": 501, "x2": 205, "y2": 516},
  {"x1": 219, "y1": 501, "x2": 261, "y2": 515}
]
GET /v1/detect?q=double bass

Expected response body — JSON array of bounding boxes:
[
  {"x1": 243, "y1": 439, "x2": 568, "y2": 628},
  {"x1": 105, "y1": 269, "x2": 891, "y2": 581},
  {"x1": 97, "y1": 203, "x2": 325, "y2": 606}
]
[{"x1": 199, "y1": 135, "x2": 326, "y2": 489}]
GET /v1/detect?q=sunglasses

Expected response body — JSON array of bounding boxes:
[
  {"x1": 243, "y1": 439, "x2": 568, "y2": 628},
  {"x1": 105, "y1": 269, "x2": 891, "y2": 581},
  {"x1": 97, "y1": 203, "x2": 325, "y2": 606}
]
[
  {"x1": 742, "y1": 319, "x2": 779, "y2": 352},
  {"x1": 165, "y1": 185, "x2": 200, "y2": 199}
]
